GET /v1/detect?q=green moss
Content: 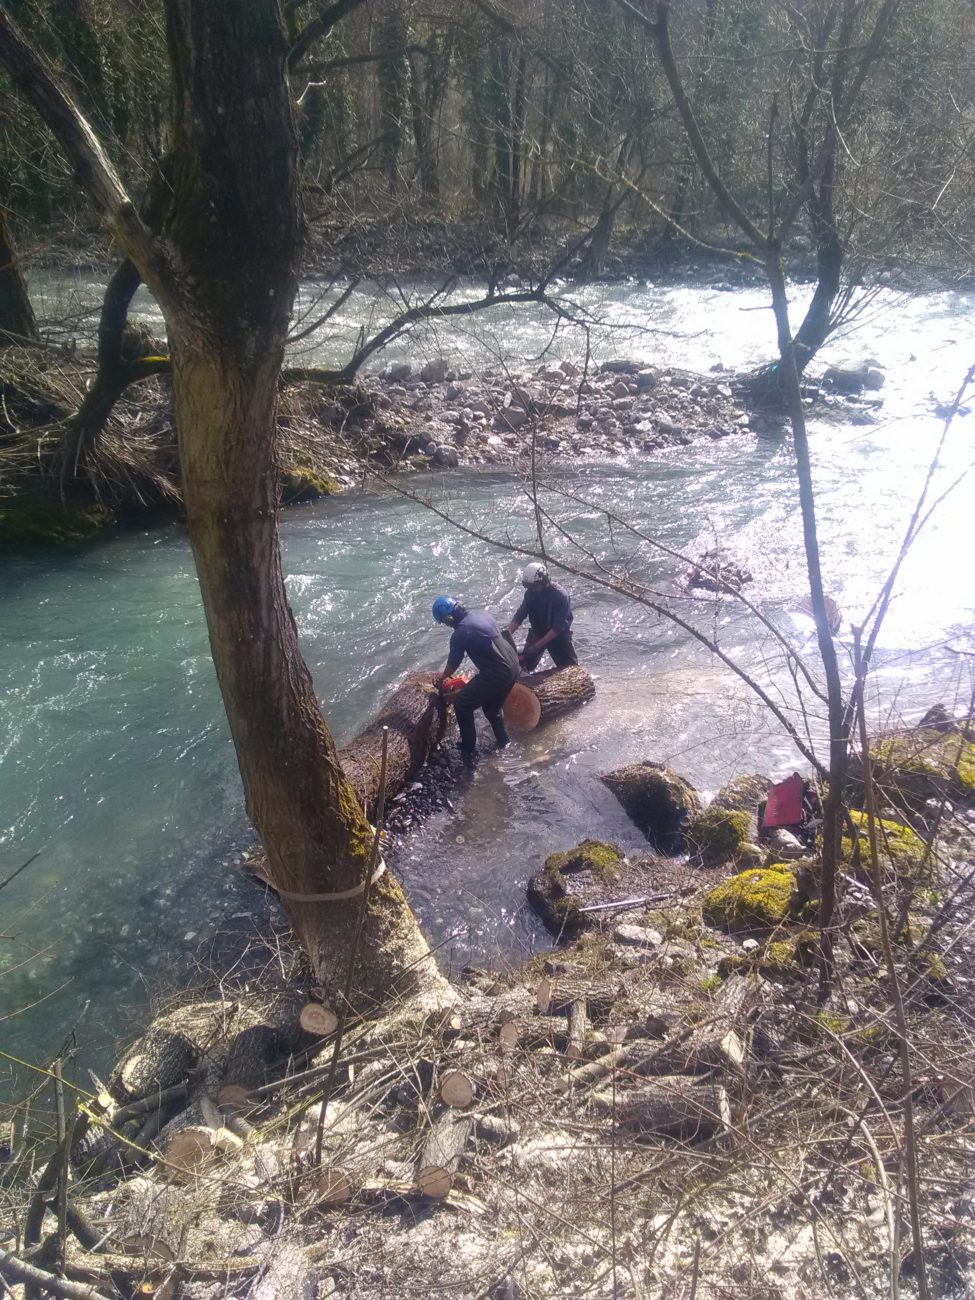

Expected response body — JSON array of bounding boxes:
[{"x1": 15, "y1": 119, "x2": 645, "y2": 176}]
[
  {"x1": 280, "y1": 465, "x2": 339, "y2": 504},
  {"x1": 814, "y1": 1010, "x2": 850, "y2": 1036},
  {"x1": 703, "y1": 867, "x2": 795, "y2": 931},
  {"x1": 688, "y1": 807, "x2": 751, "y2": 860},
  {"x1": 0, "y1": 495, "x2": 112, "y2": 548},
  {"x1": 914, "y1": 950, "x2": 949, "y2": 984},
  {"x1": 544, "y1": 839, "x2": 622, "y2": 882},
  {"x1": 699, "y1": 973, "x2": 722, "y2": 993},
  {"x1": 718, "y1": 929, "x2": 817, "y2": 979},
  {"x1": 841, "y1": 810, "x2": 927, "y2": 876},
  {"x1": 868, "y1": 728, "x2": 975, "y2": 807}
]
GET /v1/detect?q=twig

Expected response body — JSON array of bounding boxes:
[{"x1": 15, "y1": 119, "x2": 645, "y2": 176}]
[{"x1": 0, "y1": 1249, "x2": 112, "y2": 1300}]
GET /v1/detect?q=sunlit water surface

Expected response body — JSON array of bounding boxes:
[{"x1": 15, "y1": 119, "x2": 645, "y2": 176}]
[{"x1": 3, "y1": 274, "x2": 974, "y2": 1093}]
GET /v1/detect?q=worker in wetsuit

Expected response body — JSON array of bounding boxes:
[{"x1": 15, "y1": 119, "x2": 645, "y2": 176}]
[
  {"x1": 432, "y1": 595, "x2": 520, "y2": 768},
  {"x1": 506, "y1": 562, "x2": 578, "y2": 671}
]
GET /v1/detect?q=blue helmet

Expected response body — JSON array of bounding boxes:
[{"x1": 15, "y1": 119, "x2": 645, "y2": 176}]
[{"x1": 432, "y1": 595, "x2": 459, "y2": 624}]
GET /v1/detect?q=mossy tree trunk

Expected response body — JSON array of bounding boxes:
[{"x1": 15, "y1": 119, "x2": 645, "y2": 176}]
[{"x1": 0, "y1": 1, "x2": 440, "y2": 1010}]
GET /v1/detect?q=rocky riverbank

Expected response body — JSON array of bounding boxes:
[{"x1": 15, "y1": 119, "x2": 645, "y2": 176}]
[{"x1": 4, "y1": 702, "x2": 973, "y2": 1299}]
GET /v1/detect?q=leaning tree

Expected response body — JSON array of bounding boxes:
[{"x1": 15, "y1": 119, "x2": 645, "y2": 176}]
[{"x1": 0, "y1": 1, "x2": 447, "y2": 1017}]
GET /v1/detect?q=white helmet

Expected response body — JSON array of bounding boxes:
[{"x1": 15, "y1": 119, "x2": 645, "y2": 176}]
[{"x1": 521, "y1": 561, "x2": 549, "y2": 586}]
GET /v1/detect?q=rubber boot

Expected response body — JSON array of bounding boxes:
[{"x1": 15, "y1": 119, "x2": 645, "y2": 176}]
[{"x1": 490, "y1": 715, "x2": 510, "y2": 750}]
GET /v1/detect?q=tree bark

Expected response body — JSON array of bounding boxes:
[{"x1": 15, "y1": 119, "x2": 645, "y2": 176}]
[
  {"x1": 0, "y1": 198, "x2": 37, "y2": 342},
  {"x1": 339, "y1": 672, "x2": 447, "y2": 816},
  {"x1": 0, "y1": 3, "x2": 443, "y2": 1009}
]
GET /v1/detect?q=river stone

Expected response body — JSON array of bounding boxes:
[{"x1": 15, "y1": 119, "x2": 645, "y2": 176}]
[
  {"x1": 614, "y1": 924, "x2": 664, "y2": 948},
  {"x1": 420, "y1": 358, "x2": 449, "y2": 383},
  {"x1": 431, "y1": 445, "x2": 459, "y2": 468},
  {"x1": 386, "y1": 361, "x2": 412, "y2": 381},
  {"x1": 496, "y1": 407, "x2": 528, "y2": 430},
  {"x1": 601, "y1": 761, "x2": 702, "y2": 853},
  {"x1": 656, "y1": 411, "x2": 678, "y2": 435}
]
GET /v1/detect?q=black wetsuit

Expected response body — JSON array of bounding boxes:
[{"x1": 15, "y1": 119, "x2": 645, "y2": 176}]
[
  {"x1": 445, "y1": 608, "x2": 520, "y2": 758},
  {"x1": 513, "y1": 582, "x2": 577, "y2": 671}
]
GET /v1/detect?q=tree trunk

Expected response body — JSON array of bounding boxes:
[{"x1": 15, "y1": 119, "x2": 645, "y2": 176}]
[
  {"x1": 520, "y1": 665, "x2": 596, "y2": 721},
  {"x1": 339, "y1": 672, "x2": 447, "y2": 817},
  {"x1": 0, "y1": 200, "x2": 37, "y2": 342}
]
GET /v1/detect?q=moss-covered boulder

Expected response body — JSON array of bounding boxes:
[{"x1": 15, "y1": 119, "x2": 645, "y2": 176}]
[
  {"x1": 718, "y1": 929, "x2": 818, "y2": 979},
  {"x1": 526, "y1": 840, "x2": 623, "y2": 937},
  {"x1": 851, "y1": 716, "x2": 975, "y2": 812},
  {"x1": 703, "y1": 866, "x2": 796, "y2": 931},
  {"x1": 0, "y1": 494, "x2": 112, "y2": 548},
  {"x1": 688, "y1": 807, "x2": 752, "y2": 864},
  {"x1": 841, "y1": 810, "x2": 927, "y2": 877},
  {"x1": 601, "y1": 761, "x2": 701, "y2": 853},
  {"x1": 280, "y1": 465, "x2": 339, "y2": 504}
]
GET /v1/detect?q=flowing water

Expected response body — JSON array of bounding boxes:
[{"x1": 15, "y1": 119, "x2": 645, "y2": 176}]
[{"x1": 3, "y1": 273, "x2": 974, "y2": 1094}]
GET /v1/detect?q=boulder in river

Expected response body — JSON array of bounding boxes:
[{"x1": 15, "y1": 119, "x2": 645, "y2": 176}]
[
  {"x1": 601, "y1": 761, "x2": 702, "y2": 853},
  {"x1": 527, "y1": 839, "x2": 625, "y2": 936}
]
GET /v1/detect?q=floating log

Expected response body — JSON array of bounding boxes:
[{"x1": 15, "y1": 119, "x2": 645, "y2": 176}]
[
  {"x1": 339, "y1": 671, "x2": 448, "y2": 817},
  {"x1": 536, "y1": 976, "x2": 618, "y2": 1020},
  {"x1": 519, "y1": 665, "x2": 596, "y2": 723},
  {"x1": 606, "y1": 1076, "x2": 730, "y2": 1142},
  {"x1": 566, "y1": 1000, "x2": 588, "y2": 1061},
  {"x1": 439, "y1": 1070, "x2": 476, "y2": 1109},
  {"x1": 416, "y1": 1112, "x2": 473, "y2": 1199}
]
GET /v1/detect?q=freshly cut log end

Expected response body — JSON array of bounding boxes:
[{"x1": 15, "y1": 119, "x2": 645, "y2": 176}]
[
  {"x1": 439, "y1": 1070, "x2": 476, "y2": 1109},
  {"x1": 163, "y1": 1125, "x2": 215, "y2": 1176},
  {"x1": 299, "y1": 1003, "x2": 338, "y2": 1037},
  {"x1": 498, "y1": 1021, "x2": 520, "y2": 1051},
  {"x1": 416, "y1": 1164, "x2": 454, "y2": 1200},
  {"x1": 503, "y1": 682, "x2": 542, "y2": 732},
  {"x1": 317, "y1": 1166, "x2": 353, "y2": 1204}
]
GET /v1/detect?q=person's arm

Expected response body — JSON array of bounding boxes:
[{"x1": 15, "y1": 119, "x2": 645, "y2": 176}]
[
  {"x1": 506, "y1": 596, "x2": 528, "y2": 636},
  {"x1": 443, "y1": 628, "x2": 464, "y2": 676}
]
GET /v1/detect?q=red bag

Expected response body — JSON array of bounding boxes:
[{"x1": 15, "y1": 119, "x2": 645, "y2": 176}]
[
  {"x1": 761, "y1": 773, "x2": 804, "y2": 830},
  {"x1": 441, "y1": 675, "x2": 468, "y2": 696}
]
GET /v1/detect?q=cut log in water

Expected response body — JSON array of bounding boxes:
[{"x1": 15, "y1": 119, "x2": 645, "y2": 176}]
[
  {"x1": 299, "y1": 1003, "x2": 338, "y2": 1037},
  {"x1": 339, "y1": 670, "x2": 448, "y2": 816},
  {"x1": 416, "y1": 1112, "x2": 472, "y2": 1199},
  {"x1": 519, "y1": 664, "x2": 596, "y2": 723}
]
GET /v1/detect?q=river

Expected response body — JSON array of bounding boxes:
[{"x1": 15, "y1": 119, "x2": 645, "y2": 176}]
[{"x1": 2, "y1": 273, "x2": 974, "y2": 1097}]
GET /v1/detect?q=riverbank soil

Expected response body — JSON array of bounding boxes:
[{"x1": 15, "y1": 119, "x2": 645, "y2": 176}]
[{"x1": 3, "y1": 708, "x2": 973, "y2": 1299}]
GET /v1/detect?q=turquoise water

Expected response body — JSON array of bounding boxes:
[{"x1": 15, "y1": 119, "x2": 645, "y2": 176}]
[{"x1": 3, "y1": 279, "x2": 974, "y2": 1099}]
